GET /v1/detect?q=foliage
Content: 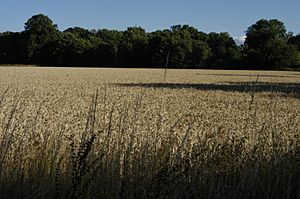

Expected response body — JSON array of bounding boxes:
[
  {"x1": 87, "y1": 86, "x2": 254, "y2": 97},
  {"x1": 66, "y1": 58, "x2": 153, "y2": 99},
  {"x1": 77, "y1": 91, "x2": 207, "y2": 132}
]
[
  {"x1": 23, "y1": 14, "x2": 59, "y2": 63},
  {"x1": 0, "y1": 32, "x2": 24, "y2": 63},
  {"x1": 243, "y1": 19, "x2": 298, "y2": 69},
  {"x1": 207, "y1": 32, "x2": 241, "y2": 68},
  {"x1": 0, "y1": 14, "x2": 299, "y2": 70}
]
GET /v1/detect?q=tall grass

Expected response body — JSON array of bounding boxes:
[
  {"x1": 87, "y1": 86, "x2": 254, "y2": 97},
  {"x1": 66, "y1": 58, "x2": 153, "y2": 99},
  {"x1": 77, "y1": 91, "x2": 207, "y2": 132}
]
[
  {"x1": 0, "y1": 68, "x2": 299, "y2": 198},
  {"x1": 0, "y1": 88, "x2": 299, "y2": 199}
]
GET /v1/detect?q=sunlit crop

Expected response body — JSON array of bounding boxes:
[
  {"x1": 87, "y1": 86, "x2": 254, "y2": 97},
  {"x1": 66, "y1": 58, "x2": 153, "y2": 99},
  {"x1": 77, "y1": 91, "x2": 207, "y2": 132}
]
[{"x1": 0, "y1": 67, "x2": 299, "y2": 198}]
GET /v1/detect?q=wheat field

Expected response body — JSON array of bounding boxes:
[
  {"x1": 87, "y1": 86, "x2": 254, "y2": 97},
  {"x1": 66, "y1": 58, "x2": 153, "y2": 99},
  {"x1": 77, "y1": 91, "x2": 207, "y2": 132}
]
[{"x1": 0, "y1": 66, "x2": 299, "y2": 199}]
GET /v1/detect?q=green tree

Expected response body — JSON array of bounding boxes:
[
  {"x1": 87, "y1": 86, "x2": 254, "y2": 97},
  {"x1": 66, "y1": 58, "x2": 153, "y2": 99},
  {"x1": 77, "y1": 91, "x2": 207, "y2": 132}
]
[
  {"x1": 86, "y1": 41, "x2": 118, "y2": 66},
  {"x1": 207, "y1": 32, "x2": 241, "y2": 68},
  {"x1": 244, "y1": 19, "x2": 297, "y2": 69},
  {"x1": 0, "y1": 32, "x2": 25, "y2": 64},
  {"x1": 288, "y1": 34, "x2": 300, "y2": 66},
  {"x1": 148, "y1": 30, "x2": 173, "y2": 67},
  {"x1": 118, "y1": 27, "x2": 149, "y2": 67},
  {"x1": 288, "y1": 34, "x2": 300, "y2": 50},
  {"x1": 23, "y1": 14, "x2": 59, "y2": 63},
  {"x1": 38, "y1": 32, "x2": 91, "y2": 66},
  {"x1": 64, "y1": 27, "x2": 92, "y2": 39},
  {"x1": 169, "y1": 25, "x2": 193, "y2": 68},
  {"x1": 186, "y1": 40, "x2": 211, "y2": 68},
  {"x1": 245, "y1": 19, "x2": 287, "y2": 49},
  {"x1": 148, "y1": 25, "x2": 211, "y2": 68}
]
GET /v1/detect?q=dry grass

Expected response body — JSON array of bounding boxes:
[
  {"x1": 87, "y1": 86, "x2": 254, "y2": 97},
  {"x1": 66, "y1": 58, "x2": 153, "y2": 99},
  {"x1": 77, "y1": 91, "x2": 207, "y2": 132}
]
[{"x1": 0, "y1": 66, "x2": 299, "y2": 198}]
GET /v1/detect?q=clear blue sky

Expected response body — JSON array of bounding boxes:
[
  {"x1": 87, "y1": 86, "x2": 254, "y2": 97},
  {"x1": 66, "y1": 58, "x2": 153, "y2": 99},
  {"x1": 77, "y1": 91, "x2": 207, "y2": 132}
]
[{"x1": 1, "y1": 0, "x2": 299, "y2": 39}]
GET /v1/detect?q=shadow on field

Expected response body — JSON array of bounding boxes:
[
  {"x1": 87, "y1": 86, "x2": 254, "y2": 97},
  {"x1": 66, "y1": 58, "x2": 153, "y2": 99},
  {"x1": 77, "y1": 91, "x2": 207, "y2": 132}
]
[
  {"x1": 195, "y1": 73, "x2": 300, "y2": 78},
  {"x1": 114, "y1": 82, "x2": 300, "y2": 99}
]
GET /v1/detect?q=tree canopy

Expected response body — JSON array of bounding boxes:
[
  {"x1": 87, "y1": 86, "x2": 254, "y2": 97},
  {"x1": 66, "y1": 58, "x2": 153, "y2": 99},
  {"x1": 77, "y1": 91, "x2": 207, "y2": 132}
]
[
  {"x1": 22, "y1": 14, "x2": 59, "y2": 63},
  {"x1": 244, "y1": 19, "x2": 298, "y2": 69},
  {"x1": 0, "y1": 14, "x2": 299, "y2": 70}
]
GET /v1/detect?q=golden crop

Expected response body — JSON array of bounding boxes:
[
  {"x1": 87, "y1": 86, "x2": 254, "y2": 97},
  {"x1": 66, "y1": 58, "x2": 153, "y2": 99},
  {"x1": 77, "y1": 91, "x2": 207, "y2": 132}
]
[{"x1": 0, "y1": 67, "x2": 299, "y2": 198}]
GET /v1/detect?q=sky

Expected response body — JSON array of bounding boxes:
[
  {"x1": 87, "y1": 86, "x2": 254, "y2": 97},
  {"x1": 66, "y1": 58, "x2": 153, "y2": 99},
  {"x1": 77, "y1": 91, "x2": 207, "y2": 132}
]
[{"x1": 0, "y1": 0, "x2": 300, "y2": 44}]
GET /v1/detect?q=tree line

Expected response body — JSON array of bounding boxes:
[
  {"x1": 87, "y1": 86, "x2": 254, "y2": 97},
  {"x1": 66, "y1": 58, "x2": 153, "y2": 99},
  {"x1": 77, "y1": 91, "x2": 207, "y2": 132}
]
[{"x1": 0, "y1": 14, "x2": 300, "y2": 70}]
